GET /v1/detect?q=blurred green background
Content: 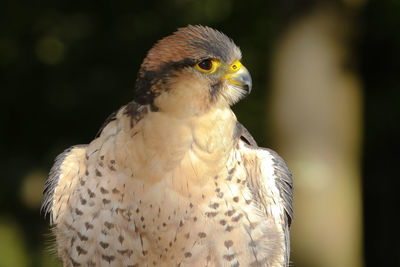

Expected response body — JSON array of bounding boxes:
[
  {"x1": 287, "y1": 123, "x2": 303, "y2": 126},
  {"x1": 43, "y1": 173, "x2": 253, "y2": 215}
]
[{"x1": 1, "y1": 0, "x2": 399, "y2": 266}]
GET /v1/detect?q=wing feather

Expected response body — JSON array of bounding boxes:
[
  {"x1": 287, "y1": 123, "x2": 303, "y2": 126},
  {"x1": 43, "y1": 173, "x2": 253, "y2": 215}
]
[
  {"x1": 236, "y1": 122, "x2": 293, "y2": 266},
  {"x1": 42, "y1": 145, "x2": 87, "y2": 224},
  {"x1": 263, "y1": 148, "x2": 294, "y2": 225},
  {"x1": 42, "y1": 101, "x2": 148, "y2": 225}
]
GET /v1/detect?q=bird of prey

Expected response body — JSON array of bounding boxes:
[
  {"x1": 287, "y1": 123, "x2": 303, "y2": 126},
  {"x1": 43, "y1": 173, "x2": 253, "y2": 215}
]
[{"x1": 42, "y1": 25, "x2": 293, "y2": 267}]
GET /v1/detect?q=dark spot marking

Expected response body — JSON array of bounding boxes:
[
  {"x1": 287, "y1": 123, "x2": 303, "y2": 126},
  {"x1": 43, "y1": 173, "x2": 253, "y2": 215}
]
[
  {"x1": 232, "y1": 213, "x2": 243, "y2": 222},
  {"x1": 70, "y1": 237, "x2": 76, "y2": 247},
  {"x1": 142, "y1": 250, "x2": 148, "y2": 256},
  {"x1": 184, "y1": 233, "x2": 190, "y2": 239},
  {"x1": 118, "y1": 235, "x2": 124, "y2": 244},
  {"x1": 140, "y1": 216, "x2": 144, "y2": 222},
  {"x1": 100, "y1": 187, "x2": 109, "y2": 194},
  {"x1": 225, "y1": 225, "x2": 234, "y2": 232},
  {"x1": 217, "y1": 192, "x2": 224, "y2": 198},
  {"x1": 223, "y1": 253, "x2": 235, "y2": 261},
  {"x1": 233, "y1": 196, "x2": 239, "y2": 203},
  {"x1": 85, "y1": 170, "x2": 89, "y2": 176},
  {"x1": 179, "y1": 220, "x2": 183, "y2": 227},
  {"x1": 193, "y1": 216, "x2": 198, "y2": 222},
  {"x1": 224, "y1": 240, "x2": 233, "y2": 249},
  {"x1": 117, "y1": 249, "x2": 133, "y2": 257},
  {"x1": 189, "y1": 202, "x2": 193, "y2": 208},
  {"x1": 100, "y1": 241, "x2": 109, "y2": 249},
  {"x1": 104, "y1": 221, "x2": 114, "y2": 229},
  {"x1": 225, "y1": 209, "x2": 235, "y2": 217},
  {"x1": 100, "y1": 155, "x2": 104, "y2": 160},
  {"x1": 116, "y1": 208, "x2": 125, "y2": 215},
  {"x1": 101, "y1": 255, "x2": 115, "y2": 264},
  {"x1": 65, "y1": 223, "x2": 75, "y2": 231},
  {"x1": 87, "y1": 260, "x2": 96, "y2": 266},
  {"x1": 95, "y1": 169, "x2": 102, "y2": 177},
  {"x1": 209, "y1": 203, "x2": 219, "y2": 209},
  {"x1": 198, "y1": 232, "x2": 206, "y2": 238},
  {"x1": 98, "y1": 161, "x2": 104, "y2": 167},
  {"x1": 103, "y1": 198, "x2": 111, "y2": 205},
  {"x1": 205, "y1": 211, "x2": 218, "y2": 218},
  {"x1": 77, "y1": 232, "x2": 88, "y2": 241},
  {"x1": 85, "y1": 222, "x2": 94, "y2": 230},
  {"x1": 109, "y1": 165, "x2": 116, "y2": 171},
  {"x1": 184, "y1": 252, "x2": 192, "y2": 258},
  {"x1": 75, "y1": 208, "x2": 83, "y2": 216},
  {"x1": 80, "y1": 197, "x2": 87, "y2": 205},
  {"x1": 220, "y1": 219, "x2": 227, "y2": 226},
  {"x1": 88, "y1": 189, "x2": 95, "y2": 198}
]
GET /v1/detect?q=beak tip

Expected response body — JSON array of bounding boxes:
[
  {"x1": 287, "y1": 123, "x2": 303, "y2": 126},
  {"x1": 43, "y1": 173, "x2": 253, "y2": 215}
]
[
  {"x1": 238, "y1": 68, "x2": 252, "y2": 94},
  {"x1": 245, "y1": 77, "x2": 252, "y2": 94}
]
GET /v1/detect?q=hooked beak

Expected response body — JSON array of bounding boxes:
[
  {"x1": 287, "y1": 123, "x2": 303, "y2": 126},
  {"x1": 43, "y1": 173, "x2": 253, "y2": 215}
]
[{"x1": 223, "y1": 62, "x2": 252, "y2": 94}]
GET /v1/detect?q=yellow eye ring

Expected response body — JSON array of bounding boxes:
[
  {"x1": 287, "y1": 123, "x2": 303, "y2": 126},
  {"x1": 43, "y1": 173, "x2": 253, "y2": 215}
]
[{"x1": 195, "y1": 58, "x2": 220, "y2": 73}]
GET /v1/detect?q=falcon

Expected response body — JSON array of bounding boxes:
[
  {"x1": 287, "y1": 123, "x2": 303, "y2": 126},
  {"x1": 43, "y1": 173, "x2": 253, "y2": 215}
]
[{"x1": 42, "y1": 25, "x2": 293, "y2": 267}]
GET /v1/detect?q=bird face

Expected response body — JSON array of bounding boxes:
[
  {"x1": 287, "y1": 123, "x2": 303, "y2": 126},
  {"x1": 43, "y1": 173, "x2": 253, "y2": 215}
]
[
  {"x1": 193, "y1": 57, "x2": 252, "y2": 105},
  {"x1": 134, "y1": 25, "x2": 252, "y2": 115}
]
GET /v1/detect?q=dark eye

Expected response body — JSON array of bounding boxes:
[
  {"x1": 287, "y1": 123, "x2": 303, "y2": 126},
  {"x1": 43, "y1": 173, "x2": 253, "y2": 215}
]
[{"x1": 198, "y1": 59, "x2": 213, "y2": 70}]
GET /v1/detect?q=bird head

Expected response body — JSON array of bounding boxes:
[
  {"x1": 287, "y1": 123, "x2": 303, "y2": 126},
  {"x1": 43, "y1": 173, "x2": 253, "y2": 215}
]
[{"x1": 134, "y1": 25, "x2": 252, "y2": 115}]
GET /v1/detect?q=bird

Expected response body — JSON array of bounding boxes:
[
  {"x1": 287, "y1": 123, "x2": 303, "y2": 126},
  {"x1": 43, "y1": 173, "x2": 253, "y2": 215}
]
[{"x1": 42, "y1": 25, "x2": 293, "y2": 267}]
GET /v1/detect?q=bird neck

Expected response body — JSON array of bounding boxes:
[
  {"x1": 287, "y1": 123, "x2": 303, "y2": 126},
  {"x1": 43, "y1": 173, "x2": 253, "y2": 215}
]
[{"x1": 120, "y1": 103, "x2": 237, "y2": 185}]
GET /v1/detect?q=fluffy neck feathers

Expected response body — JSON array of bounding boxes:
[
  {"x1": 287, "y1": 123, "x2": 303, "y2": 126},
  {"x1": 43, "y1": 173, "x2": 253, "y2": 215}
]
[{"x1": 111, "y1": 103, "x2": 237, "y2": 185}]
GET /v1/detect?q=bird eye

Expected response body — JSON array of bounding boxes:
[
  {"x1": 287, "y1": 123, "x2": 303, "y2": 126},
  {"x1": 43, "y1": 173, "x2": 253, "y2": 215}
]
[
  {"x1": 195, "y1": 58, "x2": 220, "y2": 73},
  {"x1": 198, "y1": 59, "x2": 213, "y2": 70}
]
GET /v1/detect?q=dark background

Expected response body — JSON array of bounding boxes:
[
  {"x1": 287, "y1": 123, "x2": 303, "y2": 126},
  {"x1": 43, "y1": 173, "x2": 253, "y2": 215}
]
[{"x1": 1, "y1": 0, "x2": 399, "y2": 266}]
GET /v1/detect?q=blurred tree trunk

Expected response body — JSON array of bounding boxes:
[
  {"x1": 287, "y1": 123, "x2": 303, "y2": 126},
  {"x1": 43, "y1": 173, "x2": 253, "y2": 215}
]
[{"x1": 268, "y1": 3, "x2": 363, "y2": 267}]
